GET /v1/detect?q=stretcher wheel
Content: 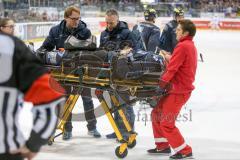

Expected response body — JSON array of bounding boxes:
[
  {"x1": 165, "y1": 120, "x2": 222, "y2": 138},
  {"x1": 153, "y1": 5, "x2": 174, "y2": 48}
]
[
  {"x1": 48, "y1": 140, "x2": 53, "y2": 146},
  {"x1": 127, "y1": 139, "x2": 136, "y2": 149},
  {"x1": 48, "y1": 136, "x2": 54, "y2": 145},
  {"x1": 115, "y1": 146, "x2": 128, "y2": 158}
]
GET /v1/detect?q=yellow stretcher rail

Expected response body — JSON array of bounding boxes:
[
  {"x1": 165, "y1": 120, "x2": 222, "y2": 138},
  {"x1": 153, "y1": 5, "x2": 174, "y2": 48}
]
[{"x1": 47, "y1": 65, "x2": 161, "y2": 158}]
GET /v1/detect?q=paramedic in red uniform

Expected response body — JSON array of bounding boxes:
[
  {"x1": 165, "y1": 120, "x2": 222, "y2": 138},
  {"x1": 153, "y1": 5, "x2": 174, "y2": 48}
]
[{"x1": 147, "y1": 19, "x2": 197, "y2": 160}]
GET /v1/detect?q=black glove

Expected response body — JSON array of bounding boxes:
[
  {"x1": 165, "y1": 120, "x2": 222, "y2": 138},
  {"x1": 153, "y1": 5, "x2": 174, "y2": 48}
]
[
  {"x1": 159, "y1": 79, "x2": 171, "y2": 93},
  {"x1": 36, "y1": 47, "x2": 47, "y2": 57}
]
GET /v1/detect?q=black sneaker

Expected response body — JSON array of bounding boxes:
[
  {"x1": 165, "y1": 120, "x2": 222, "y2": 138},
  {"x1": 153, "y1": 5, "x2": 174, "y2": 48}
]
[
  {"x1": 169, "y1": 152, "x2": 193, "y2": 159},
  {"x1": 106, "y1": 132, "x2": 117, "y2": 139},
  {"x1": 88, "y1": 129, "x2": 101, "y2": 138},
  {"x1": 116, "y1": 135, "x2": 128, "y2": 143},
  {"x1": 147, "y1": 147, "x2": 171, "y2": 155},
  {"x1": 62, "y1": 131, "x2": 72, "y2": 140}
]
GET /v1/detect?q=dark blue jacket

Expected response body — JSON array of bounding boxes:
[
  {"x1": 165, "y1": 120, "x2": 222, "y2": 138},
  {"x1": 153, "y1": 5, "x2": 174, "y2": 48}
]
[
  {"x1": 41, "y1": 20, "x2": 91, "y2": 51},
  {"x1": 132, "y1": 22, "x2": 161, "y2": 52},
  {"x1": 100, "y1": 21, "x2": 138, "y2": 51},
  {"x1": 159, "y1": 20, "x2": 178, "y2": 54}
]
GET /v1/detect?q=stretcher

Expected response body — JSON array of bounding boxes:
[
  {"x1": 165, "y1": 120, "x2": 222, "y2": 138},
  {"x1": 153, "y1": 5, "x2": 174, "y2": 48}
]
[{"x1": 43, "y1": 37, "x2": 167, "y2": 158}]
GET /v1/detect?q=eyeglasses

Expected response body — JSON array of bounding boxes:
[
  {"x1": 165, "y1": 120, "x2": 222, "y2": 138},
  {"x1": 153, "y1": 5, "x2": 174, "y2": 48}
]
[
  {"x1": 2, "y1": 25, "x2": 15, "y2": 29},
  {"x1": 68, "y1": 16, "x2": 80, "y2": 21}
]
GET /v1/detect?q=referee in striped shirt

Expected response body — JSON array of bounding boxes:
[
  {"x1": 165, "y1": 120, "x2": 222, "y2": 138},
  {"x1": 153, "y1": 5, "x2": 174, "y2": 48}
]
[{"x1": 0, "y1": 33, "x2": 65, "y2": 160}]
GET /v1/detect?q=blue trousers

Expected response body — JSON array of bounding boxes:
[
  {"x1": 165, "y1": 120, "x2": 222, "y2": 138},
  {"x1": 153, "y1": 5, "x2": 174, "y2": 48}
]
[
  {"x1": 64, "y1": 88, "x2": 97, "y2": 132},
  {"x1": 112, "y1": 93, "x2": 135, "y2": 137}
]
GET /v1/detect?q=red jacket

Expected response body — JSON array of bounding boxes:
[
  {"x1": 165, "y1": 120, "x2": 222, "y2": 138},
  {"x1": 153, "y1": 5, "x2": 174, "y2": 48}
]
[{"x1": 161, "y1": 36, "x2": 197, "y2": 94}]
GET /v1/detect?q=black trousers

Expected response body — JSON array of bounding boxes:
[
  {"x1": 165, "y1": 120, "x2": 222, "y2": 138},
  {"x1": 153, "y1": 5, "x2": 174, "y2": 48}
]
[{"x1": 0, "y1": 153, "x2": 23, "y2": 160}]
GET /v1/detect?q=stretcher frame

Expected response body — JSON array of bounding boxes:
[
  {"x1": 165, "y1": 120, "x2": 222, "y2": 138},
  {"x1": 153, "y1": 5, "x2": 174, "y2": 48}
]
[{"x1": 47, "y1": 65, "x2": 162, "y2": 158}]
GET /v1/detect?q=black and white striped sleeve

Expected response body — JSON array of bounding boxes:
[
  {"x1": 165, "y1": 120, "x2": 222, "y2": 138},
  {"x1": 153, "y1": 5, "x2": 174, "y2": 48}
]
[{"x1": 26, "y1": 97, "x2": 65, "y2": 152}]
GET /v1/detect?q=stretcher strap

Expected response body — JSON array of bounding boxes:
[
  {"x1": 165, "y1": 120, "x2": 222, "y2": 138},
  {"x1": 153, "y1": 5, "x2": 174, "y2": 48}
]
[{"x1": 77, "y1": 67, "x2": 84, "y2": 93}]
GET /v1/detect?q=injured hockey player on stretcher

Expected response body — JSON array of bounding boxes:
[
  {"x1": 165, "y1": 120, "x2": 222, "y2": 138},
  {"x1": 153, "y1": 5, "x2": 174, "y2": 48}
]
[{"x1": 35, "y1": 35, "x2": 169, "y2": 106}]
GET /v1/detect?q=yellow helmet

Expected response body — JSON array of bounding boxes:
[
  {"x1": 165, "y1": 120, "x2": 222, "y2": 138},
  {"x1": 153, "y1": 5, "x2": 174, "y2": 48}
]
[
  {"x1": 173, "y1": 7, "x2": 184, "y2": 16},
  {"x1": 144, "y1": 8, "x2": 157, "y2": 21}
]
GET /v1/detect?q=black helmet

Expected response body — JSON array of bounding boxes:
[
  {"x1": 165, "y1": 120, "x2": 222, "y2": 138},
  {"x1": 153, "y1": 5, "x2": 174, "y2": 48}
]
[
  {"x1": 173, "y1": 7, "x2": 184, "y2": 17},
  {"x1": 144, "y1": 8, "x2": 157, "y2": 21}
]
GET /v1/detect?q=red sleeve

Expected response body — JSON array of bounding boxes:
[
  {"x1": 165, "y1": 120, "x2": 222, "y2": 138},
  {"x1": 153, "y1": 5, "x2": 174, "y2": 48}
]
[
  {"x1": 24, "y1": 73, "x2": 65, "y2": 105},
  {"x1": 161, "y1": 45, "x2": 186, "y2": 82}
]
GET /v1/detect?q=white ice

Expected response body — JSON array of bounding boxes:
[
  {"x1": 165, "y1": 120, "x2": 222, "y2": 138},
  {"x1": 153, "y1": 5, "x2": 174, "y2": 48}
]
[{"x1": 19, "y1": 30, "x2": 240, "y2": 159}]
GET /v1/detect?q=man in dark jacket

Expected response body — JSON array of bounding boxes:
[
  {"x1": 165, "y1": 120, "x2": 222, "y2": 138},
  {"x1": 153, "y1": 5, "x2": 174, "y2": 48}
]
[
  {"x1": 132, "y1": 8, "x2": 161, "y2": 52},
  {"x1": 40, "y1": 8, "x2": 91, "y2": 51},
  {"x1": 159, "y1": 7, "x2": 184, "y2": 54},
  {"x1": 39, "y1": 6, "x2": 101, "y2": 140},
  {"x1": 100, "y1": 10, "x2": 137, "y2": 51},
  {"x1": 148, "y1": 19, "x2": 197, "y2": 160},
  {"x1": 100, "y1": 9, "x2": 136, "y2": 139}
]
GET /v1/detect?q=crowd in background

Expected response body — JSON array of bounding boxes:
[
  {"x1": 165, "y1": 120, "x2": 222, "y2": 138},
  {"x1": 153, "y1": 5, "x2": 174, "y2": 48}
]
[
  {"x1": 1, "y1": 0, "x2": 240, "y2": 22},
  {"x1": 195, "y1": 0, "x2": 240, "y2": 18}
]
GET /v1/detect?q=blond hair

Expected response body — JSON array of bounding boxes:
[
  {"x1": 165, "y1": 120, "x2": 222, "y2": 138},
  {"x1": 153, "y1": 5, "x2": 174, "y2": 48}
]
[
  {"x1": 0, "y1": 18, "x2": 14, "y2": 27},
  {"x1": 64, "y1": 6, "x2": 80, "y2": 18},
  {"x1": 106, "y1": 9, "x2": 119, "y2": 18}
]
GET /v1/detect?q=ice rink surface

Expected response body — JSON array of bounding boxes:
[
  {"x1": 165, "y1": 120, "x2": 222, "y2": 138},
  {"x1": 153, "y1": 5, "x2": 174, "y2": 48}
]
[{"x1": 20, "y1": 30, "x2": 240, "y2": 159}]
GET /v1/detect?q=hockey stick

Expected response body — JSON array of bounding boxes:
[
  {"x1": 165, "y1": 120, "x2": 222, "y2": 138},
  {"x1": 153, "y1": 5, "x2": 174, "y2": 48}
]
[{"x1": 198, "y1": 53, "x2": 204, "y2": 62}]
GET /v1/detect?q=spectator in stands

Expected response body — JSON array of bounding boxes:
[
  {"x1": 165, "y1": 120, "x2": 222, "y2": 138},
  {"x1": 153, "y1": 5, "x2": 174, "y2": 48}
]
[
  {"x1": 0, "y1": 18, "x2": 15, "y2": 35},
  {"x1": 237, "y1": 6, "x2": 240, "y2": 17},
  {"x1": 42, "y1": 11, "x2": 48, "y2": 21}
]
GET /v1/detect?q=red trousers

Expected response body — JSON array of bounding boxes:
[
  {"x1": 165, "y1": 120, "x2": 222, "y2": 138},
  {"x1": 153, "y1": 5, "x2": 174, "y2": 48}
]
[{"x1": 151, "y1": 93, "x2": 192, "y2": 154}]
